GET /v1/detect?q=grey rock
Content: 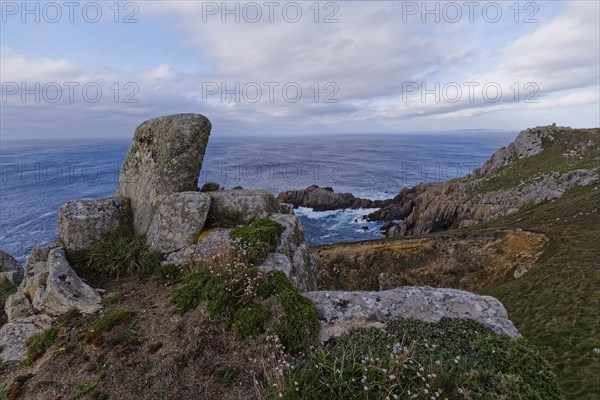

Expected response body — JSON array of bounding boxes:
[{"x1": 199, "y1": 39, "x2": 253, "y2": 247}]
[
  {"x1": 371, "y1": 128, "x2": 599, "y2": 237},
  {"x1": 200, "y1": 182, "x2": 222, "y2": 192},
  {"x1": 164, "y1": 228, "x2": 233, "y2": 265},
  {"x1": 116, "y1": 113, "x2": 212, "y2": 234},
  {"x1": 306, "y1": 286, "x2": 520, "y2": 341},
  {"x1": 260, "y1": 214, "x2": 317, "y2": 291},
  {"x1": 57, "y1": 196, "x2": 130, "y2": 251},
  {"x1": 0, "y1": 250, "x2": 22, "y2": 286},
  {"x1": 4, "y1": 292, "x2": 32, "y2": 321},
  {"x1": 206, "y1": 189, "x2": 282, "y2": 227},
  {"x1": 5, "y1": 247, "x2": 101, "y2": 320},
  {"x1": 0, "y1": 315, "x2": 53, "y2": 363},
  {"x1": 477, "y1": 126, "x2": 555, "y2": 175},
  {"x1": 146, "y1": 192, "x2": 211, "y2": 253},
  {"x1": 277, "y1": 185, "x2": 391, "y2": 211}
]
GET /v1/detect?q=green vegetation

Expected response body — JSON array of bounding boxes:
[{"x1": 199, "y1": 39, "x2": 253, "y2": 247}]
[
  {"x1": 230, "y1": 218, "x2": 285, "y2": 265},
  {"x1": 213, "y1": 367, "x2": 235, "y2": 383},
  {"x1": 172, "y1": 265, "x2": 317, "y2": 352},
  {"x1": 25, "y1": 327, "x2": 59, "y2": 365},
  {"x1": 84, "y1": 310, "x2": 140, "y2": 346},
  {"x1": 0, "y1": 280, "x2": 17, "y2": 308},
  {"x1": 66, "y1": 380, "x2": 99, "y2": 400},
  {"x1": 475, "y1": 128, "x2": 598, "y2": 193},
  {"x1": 474, "y1": 185, "x2": 600, "y2": 398},
  {"x1": 90, "y1": 392, "x2": 109, "y2": 400},
  {"x1": 68, "y1": 227, "x2": 161, "y2": 279},
  {"x1": 233, "y1": 304, "x2": 271, "y2": 338},
  {"x1": 171, "y1": 218, "x2": 316, "y2": 350},
  {"x1": 7, "y1": 374, "x2": 34, "y2": 400},
  {"x1": 264, "y1": 319, "x2": 560, "y2": 400},
  {"x1": 139, "y1": 262, "x2": 185, "y2": 285}
]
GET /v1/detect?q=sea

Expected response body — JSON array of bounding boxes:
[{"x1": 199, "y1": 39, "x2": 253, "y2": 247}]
[{"x1": 0, "y1": 132, "x2": 513, "y2": 264}]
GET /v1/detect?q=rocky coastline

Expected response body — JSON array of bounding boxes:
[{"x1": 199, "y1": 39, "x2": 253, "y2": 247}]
[
  {"x1": 0, "y1": 115, "x2": 574, "y2": 399},
  {"x1": 280, "y1": 126, "x2": 599, "y2": 237}
]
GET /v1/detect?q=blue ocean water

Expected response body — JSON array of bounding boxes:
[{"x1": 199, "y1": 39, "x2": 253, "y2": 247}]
[{"x1": 0, "y1": 133, "x2": 512, "y2": 263}]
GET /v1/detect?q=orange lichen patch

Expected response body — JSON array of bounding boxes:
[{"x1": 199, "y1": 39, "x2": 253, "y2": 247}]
[{"x1": 197, "y1": 229, "x2": 214, "y2": 243}]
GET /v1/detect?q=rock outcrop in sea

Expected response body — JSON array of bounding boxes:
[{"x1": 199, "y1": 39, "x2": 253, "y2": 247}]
[
  {"x1": 1, "y1": 113, "x2": 523, "y2": 365},
  {"x1": 277, "y1": 185, "x2": 391, "y2": 211}
]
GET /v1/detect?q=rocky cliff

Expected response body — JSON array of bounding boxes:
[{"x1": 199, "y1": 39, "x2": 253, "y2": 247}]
[{"x1": 366, "y1": 126, "x2": 599, "y2": 236}]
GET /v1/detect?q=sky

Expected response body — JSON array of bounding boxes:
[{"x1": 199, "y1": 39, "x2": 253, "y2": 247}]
[{"x1": 0, "y1": 0, "x2": 599, "y2": 139}]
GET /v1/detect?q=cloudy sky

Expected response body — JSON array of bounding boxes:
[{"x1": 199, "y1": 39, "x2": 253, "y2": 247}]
[{"x1": 1, "y1": 0, "x2": 599, "y2": 139}]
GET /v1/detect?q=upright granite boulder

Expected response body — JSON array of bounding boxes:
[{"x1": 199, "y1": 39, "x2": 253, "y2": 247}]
[
  {"x1": 205, "y1": 189, "x2": 284, "y2": 227},
  {"x1": 5, "y1": 246, "x2": 101, "y2": 320},
  {"x1": 116, "y1": 114, "x2": 212, "y2": 234},
  {"x1": 307, "y1": 287, "x2": 520, "y2": 341},
  {"x1": 0, "y1": 250, "x2": 22, "y2": 286},
  {"x1": 146, "y1": 192, "x2": 211, "y2": 254},
  {"x1": 57, "y1": 196, "x2": 130, "y2": 251}
]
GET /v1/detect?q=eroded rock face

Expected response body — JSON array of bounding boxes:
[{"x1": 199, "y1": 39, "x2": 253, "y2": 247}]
[
  {"x1": 205, "y1": 189, "x2": 283, "y2": 227},
  {"x1": 5, "y1": 247, "x2": 101, "y2": 320},
  {"x1": 306, "y1": 287, "x2": 520, "y2": 341},
  {"x1": 146, "y1": 192, "x2": 211, "y2": 254},
  {"x1": 0, "y1": 250, "x2": 22, "y2": 286},
  {"x1": 260, "y1": 214, "x2": 317, "y2": 291},
  {"x1": 57, "y1": 196, "x2": 130, "y2": 251},
  {"x1": 0, "y1": 315, "x2": 53, "y2": 363},
  {"x1": 116, "y1": 113, "x2": 212, "y2": 234},
  {"x1": 366, "y1": 126, "x2": 600, "y2": 237}
]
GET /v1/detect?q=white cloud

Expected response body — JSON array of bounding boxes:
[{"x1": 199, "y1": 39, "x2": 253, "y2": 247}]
[{"x1": 1, "y1": 1, "x2": 598, "y2": 138}]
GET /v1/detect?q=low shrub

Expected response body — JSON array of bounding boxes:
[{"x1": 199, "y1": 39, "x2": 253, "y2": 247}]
[
  {"x1": 69, "y1": 227, "x2": 161, "y2": 278},
  {"x1": 262, "y1": 318, "x2": 561, "y2": 399},
  {"x1": 25, "y1": 327, "x2": 59, "y2": 365},
  {"x1": 230, "y1": 218, "x2": 285, "y2": 265},
  {"x1": 233, "y1": 304, "x2": 271, "y2": 338},
  {"x1": 84, "y1": 310, "x2": 139, "y2": 346},
  {"x1": 172, "y1": 267, "x2": 317, "y2": 352},
  {"x1": 66, "y1": 380, "x2": 99, "y2": 400},
  {"x1": 273, "y1": 289, "x2": 318, "y2": 352}
]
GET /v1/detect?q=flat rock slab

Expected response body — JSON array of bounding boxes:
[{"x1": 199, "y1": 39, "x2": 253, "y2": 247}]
[
  {"x1": 0, "y1": 315, "x2": 53, "y2": 363},
  {"x1": 147, "y1": 192, "x2": 211, "y2": 253},
  {"x1": 116, "y1": 113, "x2": 212, "y2": 234},
  {"x1": 306, "y1": 286, "x2": 520, "y2": 341},
  {"x1": 57, "y1": 196, "x2": 130, "y2": 251}
]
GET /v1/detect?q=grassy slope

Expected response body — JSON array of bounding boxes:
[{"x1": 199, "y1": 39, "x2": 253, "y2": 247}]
[
  {"x1": 463, "y1": 129, "x2": 600, "y2": 399},
  {"x1": 471, "y1": 182, "x2": 599, "y2": 398},
  {"x1": 469, "y1": 128, "x2": 599, "y2": 399},
  {"x1": 474, "y1": 128, "x2": 598, "y2": 193}
]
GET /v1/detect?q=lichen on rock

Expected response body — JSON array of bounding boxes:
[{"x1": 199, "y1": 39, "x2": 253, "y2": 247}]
[
  {"x1": 307, "y1": 286, "x2": 520, "y2": 341},
  {"x1": 5, "y1": 246, "x2": 101, "y2": 320},
  {"x1": 57, "y1": 196, "x2": 131, "y2": 251},
  {"x1": 116, "y1": 113, "x2": 212, "y2": 234},
  {"x1": 146, "y1": 192, "x2": 211, "y2": 253}
]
